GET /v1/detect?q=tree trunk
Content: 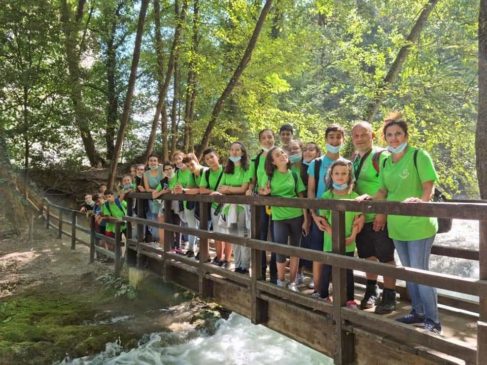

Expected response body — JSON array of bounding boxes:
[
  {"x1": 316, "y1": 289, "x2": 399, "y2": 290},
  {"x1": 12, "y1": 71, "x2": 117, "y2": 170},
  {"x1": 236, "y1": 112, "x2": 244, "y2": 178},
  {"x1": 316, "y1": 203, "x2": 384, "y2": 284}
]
[
  {"x1": 0, "y1": 130, "x2": 28, "y2": 235},
  {"x1": 196, "y1": 0, "x2": 273, "y2": 157},
  {"x1": 183, "y1": 0, "x2": 199, "y2": 152},
  {"x1": 107, "y1": 0, "x2": 150, "y2": 190},
  {"x1": 364, "y1": 0, "x2": 440, "y2": 122},
  {"x1": 60, "y1": 0, "x2": 103, "y2": 167},
  {"x1": 144, "y1": 0, "x2": 188, "y2": 162},
  {"x1": 170, "y1": 62, "x2": 180, "y2": 154},
  {"x1": 161, "y1": 103, "x2": 169, "y2": 161},
  {"x1": 104, "y1": 3, "x2": 123, "y2": 162},
  {"x1": 478, "y1": 0, "x2": 487, "y2": 199}
]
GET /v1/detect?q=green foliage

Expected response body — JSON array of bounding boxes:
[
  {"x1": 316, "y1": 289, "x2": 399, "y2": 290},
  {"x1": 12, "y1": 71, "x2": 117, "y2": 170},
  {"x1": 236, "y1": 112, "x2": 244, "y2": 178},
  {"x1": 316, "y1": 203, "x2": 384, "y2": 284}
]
[
  {"x1": 97, "y1": 273, "x2": 137, "y2": 299},
  {"x1": 0, "y1": 0, "x2": 480, "y2": 196}
]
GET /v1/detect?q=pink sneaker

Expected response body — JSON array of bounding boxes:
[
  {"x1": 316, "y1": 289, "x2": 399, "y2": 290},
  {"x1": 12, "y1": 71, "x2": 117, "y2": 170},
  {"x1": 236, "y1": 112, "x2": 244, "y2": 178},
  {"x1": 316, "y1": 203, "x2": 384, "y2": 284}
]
[{"x1": 346, "y1": 300, "x2": 358, "y2": 309}]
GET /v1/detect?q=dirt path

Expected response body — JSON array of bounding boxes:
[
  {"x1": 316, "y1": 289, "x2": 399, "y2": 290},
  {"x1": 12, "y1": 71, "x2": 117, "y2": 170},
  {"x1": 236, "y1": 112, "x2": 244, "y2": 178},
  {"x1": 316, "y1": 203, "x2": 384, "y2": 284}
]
[{"x1": 0, "y1": 215, "x2": 225, "y2": 364}]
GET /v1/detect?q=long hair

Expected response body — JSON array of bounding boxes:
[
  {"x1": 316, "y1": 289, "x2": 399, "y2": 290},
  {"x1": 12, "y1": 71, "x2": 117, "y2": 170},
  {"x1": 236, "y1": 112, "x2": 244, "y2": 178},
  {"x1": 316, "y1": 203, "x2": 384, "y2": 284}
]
[
  {"x1": 325, "y1": 159, "x2": 355, "y2": 194},
  {"x1": 224, "y1": 142, "x2": 249, "y2": 174},
  {"x1": 264, "y1": 147, "x2": 290, "y2": 180}
]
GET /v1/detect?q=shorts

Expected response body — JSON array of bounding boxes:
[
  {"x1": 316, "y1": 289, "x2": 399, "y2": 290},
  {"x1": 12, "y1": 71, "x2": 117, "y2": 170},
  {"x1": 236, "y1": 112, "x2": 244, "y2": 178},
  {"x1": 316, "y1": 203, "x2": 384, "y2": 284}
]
[
  {"x1": 356, "y1": 222, "x2": 395, "y2": 263},
  {"x1": 307, "y1": 220, "x2": 324, "y2": 251},
  {"x1": 273, "y1": 216, "x2": 303, "y2": 263}
]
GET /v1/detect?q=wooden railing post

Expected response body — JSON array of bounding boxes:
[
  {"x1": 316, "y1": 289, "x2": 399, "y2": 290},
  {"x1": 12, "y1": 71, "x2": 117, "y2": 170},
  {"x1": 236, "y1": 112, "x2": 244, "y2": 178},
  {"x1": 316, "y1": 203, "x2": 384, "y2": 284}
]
[
  {"x1": 331, "y1": 210, "x2": 354, "y2": 365},
  {"x1": 126, "y1": 197, "x2": 133, "y2": 239},
  {"x1": 478, "y1": 219, "x2": 487, "y2": 365},
  {"x1": 136, "y1": 197, "x2": 145, "y2": 242},
  {"x1": 44, "y1": 199, "x2": 50, "y2": 229},
  {"x1": 71, "y1": 211, "x2": 76, "y2": 250},
  {"x1": 89, "y1": 215, "x2": 96, "y2": 263},
  {"x1": 250, "y1": 204, "x2": 268, "y2": 324},
  {"x1": 198, "y1": 201, "x2": 212, "y2": 297},
  {"x1": 114, "y1": 221, "x2": 123, "y2": 276},
  {"x1": 58, "y1": 207, "x2": 63, "y2": 239},
  {"x1": 163, "y1": 199, "x2": 173, "y2": 253}
]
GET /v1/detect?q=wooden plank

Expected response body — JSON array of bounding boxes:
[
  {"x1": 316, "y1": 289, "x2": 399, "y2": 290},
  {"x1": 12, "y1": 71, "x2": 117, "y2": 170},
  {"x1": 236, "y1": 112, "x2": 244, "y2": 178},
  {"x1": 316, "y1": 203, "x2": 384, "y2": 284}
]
[
  {"x1": 124, "y1": 215, "x2": 487, "y2": 297},
  {"x1": 114, "y1": 222, "x2": 123, "y2": 276},
  {"x1": 58, "y1": 208, "x2": 63, "y2": 238},
  {"x1": 125, "y1": 192, "x2": 487, "y2": 220},
  {"x1": 250, "y1": 205, "x2": 267, "y2": 324},
  {"x1": 341, "y1": 308, "x2": 477, "y2": 364},
  {"x1": 331, "y1": 210, "x2": 354, "y2": 365},
  {"x1": 198, "y1": 202, "x2": 211, "y2": 298},
  {"x1": 71, "y1": 211, "x2": 76, "y2": 250},
  {"x1": 94, "y1": 246, "x2": 115, "y2": 259},
  {"x1": 431, "y1": 245, "x2": 479, "y2": 261},
  {"x1": 478, "y1": 220, "x2": 487, "y2": 365},
  {"x1": 89, "y1": 215, "x2": 96, "y2": 263}
]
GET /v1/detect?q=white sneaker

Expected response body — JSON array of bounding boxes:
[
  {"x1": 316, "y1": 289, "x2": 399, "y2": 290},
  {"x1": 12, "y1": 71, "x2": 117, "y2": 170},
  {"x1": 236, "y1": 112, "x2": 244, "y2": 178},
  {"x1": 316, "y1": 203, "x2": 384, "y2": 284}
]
[
  {"x1": 277, "y1": 279, "x2": 287, "y2": 288},
  {"x1": 288, "y1": 282, "x2": 299, "y2": 292},
  {"x1": 308, "y1": 279, "x2": 315, "y2": 289},
  {"x1": 295, "y1": 273, "x2": 304, "y2": 285}
]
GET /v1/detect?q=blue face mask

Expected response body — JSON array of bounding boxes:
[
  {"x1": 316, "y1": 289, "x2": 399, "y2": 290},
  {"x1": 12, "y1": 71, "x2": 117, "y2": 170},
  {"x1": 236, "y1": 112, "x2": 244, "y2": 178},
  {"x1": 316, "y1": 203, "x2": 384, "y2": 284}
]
[
  {"x1": 150, "y1": 165, "x2": 159, "y2": 171},
  {"x1": 123, "y1": 184, "x2": 132, "y2": 190},
  {"x1": 387, "y1": 142, "x2": 408, "y2": 154},
  {"x1": 229, "y1": 156, "x2": 241, "y2": 163},
  {"x1": 333, "y1": 182, "x2": 348, "y2": 191},
  {"x1": 326, "y1": 144, "x2": 342, "y2": 154},
  {"x1": 289, "y1": 154, "x2": 302, "y2": 164}
]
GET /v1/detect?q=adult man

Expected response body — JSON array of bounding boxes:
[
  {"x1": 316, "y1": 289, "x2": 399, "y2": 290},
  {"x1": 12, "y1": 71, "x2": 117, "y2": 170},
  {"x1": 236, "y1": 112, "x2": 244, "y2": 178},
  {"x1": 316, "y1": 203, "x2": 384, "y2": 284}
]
[{"x1": 351, "y1": 121, "x2": 397, "y2": 314}]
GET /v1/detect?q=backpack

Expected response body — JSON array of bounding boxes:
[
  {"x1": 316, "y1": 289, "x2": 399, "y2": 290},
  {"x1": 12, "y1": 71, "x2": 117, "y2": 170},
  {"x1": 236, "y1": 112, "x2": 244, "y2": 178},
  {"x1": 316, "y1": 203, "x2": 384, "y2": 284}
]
[
  {"x1": 104, "y1": 198, "x2": 126, "y2": 217},
  {"x1": 352, "y1": 148, "x2": 386, "y2": 178},
  {"x1": 195, "y1": 168, "x2": 224, "y2": 220},
  {"x1": 382, "y1": 148, "x2": 451, "y2": 234}
]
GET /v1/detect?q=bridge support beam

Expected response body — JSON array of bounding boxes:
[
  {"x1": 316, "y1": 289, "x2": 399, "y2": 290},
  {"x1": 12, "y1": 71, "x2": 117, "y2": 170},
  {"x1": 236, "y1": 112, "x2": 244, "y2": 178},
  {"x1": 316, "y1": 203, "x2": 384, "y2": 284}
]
[{"x1": 478, "y1": 220, "x2": 487, "y2": 365}]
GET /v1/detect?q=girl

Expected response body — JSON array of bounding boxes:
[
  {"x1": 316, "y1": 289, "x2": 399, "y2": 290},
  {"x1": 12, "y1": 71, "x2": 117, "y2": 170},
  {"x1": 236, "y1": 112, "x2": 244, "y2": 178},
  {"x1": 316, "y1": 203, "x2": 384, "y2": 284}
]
[
  {"x1": 143, "y1": 154, "x2": 164, "y2": 241},
  {"x1": 308, "y1": 125, "x2": 345, "y2": 293},
  {"x1": 318, "y1": 160, "x2": 364, "y2": 308},
  {"x1": 172, "y1": 151, "x2": 193, "y2": 254},
  {"x1": 152, "y1": 162, "x2": 178, "y2": 249},
  {"x1": 199, "y1": 148, "x2": 227, "y2": 265},
  {"x1": 259, "y1": 147, "x2": 309, "y2": 291},
  {"x1": 215, "y1": 142, "x2": 252, "y2": 272},
  {"x1": 247, "y1": 129, "x2": 277, "y2": 283},
  {"x1": 358, "y1": 114, "x2": 441, "y2": 333}
]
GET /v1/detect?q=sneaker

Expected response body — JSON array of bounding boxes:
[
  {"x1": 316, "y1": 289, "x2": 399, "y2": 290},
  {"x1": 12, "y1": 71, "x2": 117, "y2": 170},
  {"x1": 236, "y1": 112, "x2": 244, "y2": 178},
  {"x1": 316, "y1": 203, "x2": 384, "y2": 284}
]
[
  {"x1": 220, "y1": 260, "x2": 229, "y2": 269},
  {"x1": 277, "y1": 279, "x2": 287, "y2": 288},
  {"x1": 395, "y1": 311, "x2": 425, "y2": 325},
  {"x1": 295, "y1": 273, "x2": 304, "y2": 285},
  {"x1": 288, "y1": 282, "x2": 299, "y2": 292},
  {"x1": 311, "y1": 291, "x2": 321, "y2": 299},
  {"x1": 346, "y1": 300, "x2": 358, "y2": 309},
  {"x1": 424, "y1": 319, "x2": 442, "y2": 334},
  {"x1": 186, "y1": 250, "x2": 195, "y2": 258},
  {"x1": 234, "y1": 267, "x2": 243, "y2": 273},
  {"x1": 375, "y1": 289, "x2": 396, "y2": 315},
  {"x1": 240, "y1": 268, "x2": 249, "y2": 275},
  {"x1": 195, "y1": 252, "x2": 200, "y2": 260},
  {"x1": 308, "y1": 278, "x2": 315, "y2": 289},
  {"x1": 360, "y1": 283, "x2": 379, "y2": 310}
]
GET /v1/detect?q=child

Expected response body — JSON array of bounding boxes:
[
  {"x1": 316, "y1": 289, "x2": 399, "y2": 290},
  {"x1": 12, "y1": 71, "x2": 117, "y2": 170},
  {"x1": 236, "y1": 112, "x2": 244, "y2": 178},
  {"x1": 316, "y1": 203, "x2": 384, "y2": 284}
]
[
  {"x1": 101, "y1": 191, "x2": 128, "y2": 251},
  {"x1": 259, "y1": 147, "x2": 309, "y2": 291},
  {"x1": 80, "y1": 194, "x2": 96, "y2": 214},
  {"x1": 119, "y1": 175, "x2": 135, "y2": 202},
  {"x1": 317, "y1": 160, "x2": 364, "y2": 308}
]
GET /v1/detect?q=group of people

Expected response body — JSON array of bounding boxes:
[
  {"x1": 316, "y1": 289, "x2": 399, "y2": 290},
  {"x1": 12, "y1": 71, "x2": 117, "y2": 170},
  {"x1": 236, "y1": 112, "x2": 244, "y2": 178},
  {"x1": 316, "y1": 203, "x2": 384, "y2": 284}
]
[{"x1": 82, "y1": 112, "x2": 442, "y2": 334}]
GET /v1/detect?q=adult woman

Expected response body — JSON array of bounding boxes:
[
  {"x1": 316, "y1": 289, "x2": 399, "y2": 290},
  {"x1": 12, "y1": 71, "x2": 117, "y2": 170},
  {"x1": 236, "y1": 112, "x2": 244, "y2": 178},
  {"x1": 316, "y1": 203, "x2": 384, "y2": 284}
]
[
  {"x1": 359, "y1": 115, "x2": 441, "y2": 333},
  {"x1": 215, "y1": 142, "x2": 252, "y2": 272},
  {"x1": 260, "y1": 147, "x2": 309, "y2": 291}
]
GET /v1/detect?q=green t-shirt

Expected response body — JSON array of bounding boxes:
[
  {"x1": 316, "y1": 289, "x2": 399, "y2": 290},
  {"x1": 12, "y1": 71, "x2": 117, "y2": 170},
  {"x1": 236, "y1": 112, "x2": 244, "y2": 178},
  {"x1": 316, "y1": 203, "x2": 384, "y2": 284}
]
[
  {"x1": 176, "y1": 168, "x2": 196, "y2": 188},
  {"x1": 220, "y1": 166, "x2": 251, "y2": 215},
  {"x1": 249, "y1": 151, "x2": 268, "y2": 189},
  {"x1": 192, "y1": 167, "x2": 208, "y2": 187},
  {"x1": 155, "y1": 175, "x2": 177, "y2": 192},
  {"x1": 101, "y1": 199, "x2": 127, "y2": 233},
  {"x1": 199, "y1": 166, "x2": 224, "y2": 209},
  {"x1": 353, "y1": 147, "x2": 390, "y2": 223},
  {"x1": 319, "y1": 190, "x2": 360, "y2": 253},
  {"x1": 379, "y1": 147, "x2": 438, "y2": 241},
  {"x1": 261, "y1": 170, "x2": 306, "y2": 221}
]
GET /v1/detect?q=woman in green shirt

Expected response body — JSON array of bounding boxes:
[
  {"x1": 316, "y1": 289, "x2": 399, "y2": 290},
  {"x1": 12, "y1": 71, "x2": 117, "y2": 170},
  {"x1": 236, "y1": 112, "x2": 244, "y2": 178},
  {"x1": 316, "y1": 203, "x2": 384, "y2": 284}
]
[
  {"x1": 260, "y1": 147, "x2": 309, "y2": 291},
  {"x1": 359, "y1": 116, "x2": 441, "y2": 333},
  {"x1": 143, "y1": 154, "x2": 164, "y2": 241},
  {"x1": 214, "y1": 142, "x2": 252, "y2": 272}
]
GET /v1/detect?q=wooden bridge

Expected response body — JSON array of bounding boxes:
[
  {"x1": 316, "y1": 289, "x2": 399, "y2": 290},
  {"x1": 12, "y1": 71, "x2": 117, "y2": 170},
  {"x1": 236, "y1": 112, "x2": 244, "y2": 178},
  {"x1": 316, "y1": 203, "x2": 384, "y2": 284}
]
[{"x1": 36, "y1": 191, "x2": 487, "y2": 365}]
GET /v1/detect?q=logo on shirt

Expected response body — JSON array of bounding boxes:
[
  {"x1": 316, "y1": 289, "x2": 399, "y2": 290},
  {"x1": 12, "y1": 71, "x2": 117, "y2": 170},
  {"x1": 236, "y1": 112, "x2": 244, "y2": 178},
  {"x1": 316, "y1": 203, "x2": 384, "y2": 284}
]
[{"x1": 399, "y1": 168, "x2": 410, "y2": 180}]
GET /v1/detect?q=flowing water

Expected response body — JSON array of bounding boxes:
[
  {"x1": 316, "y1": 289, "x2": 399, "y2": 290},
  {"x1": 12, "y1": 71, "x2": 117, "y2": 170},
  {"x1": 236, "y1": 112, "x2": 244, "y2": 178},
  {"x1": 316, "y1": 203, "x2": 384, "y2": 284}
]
[{"x1": 59, "y1": 219, "x2": 479, "y2": 364}]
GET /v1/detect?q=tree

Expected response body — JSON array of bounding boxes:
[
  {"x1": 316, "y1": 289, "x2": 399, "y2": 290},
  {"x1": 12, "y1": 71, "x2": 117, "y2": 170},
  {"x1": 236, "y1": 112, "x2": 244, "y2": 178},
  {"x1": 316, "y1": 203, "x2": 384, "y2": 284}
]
[
  {"x1": 107, "y1": 0, "x2": 150, "y2": 190},
  {"x1": 60, "y1": 0, "x2": 103, "y2": 166},
  {"x1": 196, "y1": 0, "x2": 274, "y2": 156},
  {"x1": 478, "y1": 0, "x2": 487, "y2": 199}
]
